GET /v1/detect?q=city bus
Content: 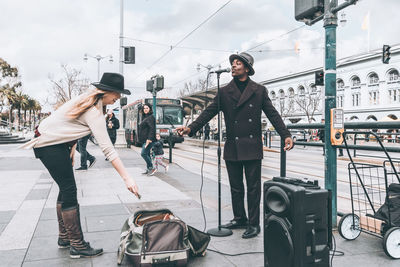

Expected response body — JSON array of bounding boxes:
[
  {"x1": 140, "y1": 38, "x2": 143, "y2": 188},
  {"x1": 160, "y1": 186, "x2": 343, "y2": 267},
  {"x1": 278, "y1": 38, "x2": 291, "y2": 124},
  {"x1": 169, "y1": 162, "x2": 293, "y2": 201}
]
[{"x1": 122, "y1": 98, "x2": 185, "y2": 147}]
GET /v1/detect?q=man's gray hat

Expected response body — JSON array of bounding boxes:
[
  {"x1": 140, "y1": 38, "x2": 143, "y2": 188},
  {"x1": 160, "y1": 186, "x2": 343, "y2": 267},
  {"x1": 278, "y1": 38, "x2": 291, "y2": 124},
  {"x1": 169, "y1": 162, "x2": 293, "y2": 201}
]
[{"x1": 229, "y1": 52, "x2": 255, "y2": 76}]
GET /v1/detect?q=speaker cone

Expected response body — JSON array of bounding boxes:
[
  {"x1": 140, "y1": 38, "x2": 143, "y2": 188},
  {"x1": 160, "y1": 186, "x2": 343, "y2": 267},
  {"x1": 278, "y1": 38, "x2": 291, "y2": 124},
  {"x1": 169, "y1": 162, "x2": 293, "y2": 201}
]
[{"x1": 265, "y1": 186, "x2": 290, "y2": 216}]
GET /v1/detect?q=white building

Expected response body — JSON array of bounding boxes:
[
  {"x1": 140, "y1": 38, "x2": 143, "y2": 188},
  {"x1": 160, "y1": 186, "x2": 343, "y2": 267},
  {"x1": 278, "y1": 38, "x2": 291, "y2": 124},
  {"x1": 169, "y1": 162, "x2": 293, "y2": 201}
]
[{"x1": 261, "y1": 44, "x2": 400, "y2": 124}]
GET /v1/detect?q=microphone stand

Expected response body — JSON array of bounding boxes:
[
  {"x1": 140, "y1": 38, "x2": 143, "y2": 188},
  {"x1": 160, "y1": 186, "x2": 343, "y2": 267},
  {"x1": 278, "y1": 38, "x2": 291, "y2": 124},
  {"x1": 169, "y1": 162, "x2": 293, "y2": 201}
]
[{"x1": 207, "y1": 72, "x2": 233, "y2": 237}]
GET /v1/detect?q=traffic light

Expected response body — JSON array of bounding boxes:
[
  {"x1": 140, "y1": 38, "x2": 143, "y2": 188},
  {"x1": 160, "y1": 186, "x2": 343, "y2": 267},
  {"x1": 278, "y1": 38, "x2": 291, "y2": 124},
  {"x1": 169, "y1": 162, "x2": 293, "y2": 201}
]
[
  {"x1": 382, "y1": 45, "x2": 391, "y2": 64},
  {"x1": 315, "y1": 70, "x2": 324, "y2": 86},
  {"x1": 124, "y1": 47, "x2": 135, "y2": 64}
]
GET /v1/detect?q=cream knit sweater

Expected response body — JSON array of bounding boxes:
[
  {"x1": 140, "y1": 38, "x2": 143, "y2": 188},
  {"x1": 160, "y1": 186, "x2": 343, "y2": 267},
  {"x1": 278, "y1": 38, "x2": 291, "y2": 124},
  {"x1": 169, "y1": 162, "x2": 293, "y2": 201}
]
[{"x1": 21, "y1": 93, "x2": 118, "y2": 161}]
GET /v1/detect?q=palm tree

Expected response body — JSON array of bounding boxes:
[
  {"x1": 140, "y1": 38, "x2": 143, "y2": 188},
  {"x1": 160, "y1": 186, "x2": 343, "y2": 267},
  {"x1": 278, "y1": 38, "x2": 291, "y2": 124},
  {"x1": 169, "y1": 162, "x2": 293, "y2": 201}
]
[
  {"x1": 33, "y1": 100, "x2": 42, "y2": 127},
  {"x1": 1, "y1": 86, "x2": 17, "y2": 124},
  {"x1": 13, "y1": 91, "x2": 28, "y2": 129}
]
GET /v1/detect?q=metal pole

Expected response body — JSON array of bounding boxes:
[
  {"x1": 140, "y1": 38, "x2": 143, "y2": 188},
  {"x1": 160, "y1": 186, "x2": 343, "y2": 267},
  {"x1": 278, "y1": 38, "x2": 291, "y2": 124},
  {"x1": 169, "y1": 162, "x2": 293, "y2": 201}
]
[
  {"x1": 115, "y1": 0, "x2": 127, "y2": 147},
  {"x1": 324, "y1": 0, "x2": 338, "y2": 227},
  {"x1": 97, "y1": 58, "x2": 100, "y2": 81}
]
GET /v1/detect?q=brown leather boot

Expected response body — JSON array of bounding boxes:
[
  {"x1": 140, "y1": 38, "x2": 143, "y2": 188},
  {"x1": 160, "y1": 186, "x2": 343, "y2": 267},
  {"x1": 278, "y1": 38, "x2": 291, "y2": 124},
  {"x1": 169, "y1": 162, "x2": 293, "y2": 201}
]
[
  {"x1": 61, "y1": 205, "x2": 103, "y2": 258},
  {"x1": 56, "y1": 202, "x2": 70, "y2": 248}
]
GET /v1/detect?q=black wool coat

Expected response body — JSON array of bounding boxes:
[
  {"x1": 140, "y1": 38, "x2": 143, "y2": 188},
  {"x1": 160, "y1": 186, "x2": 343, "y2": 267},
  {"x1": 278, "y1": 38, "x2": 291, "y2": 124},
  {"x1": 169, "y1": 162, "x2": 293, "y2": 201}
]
[
  {"x1": 188, "y1": 79, "x2": 291, "y2": 161},
  {"x1": 139, "y1": 114, "x2": 156, "y2": 143},
  {"x1": 106, "y1": 115, "x2": 120, "y2": 139}
]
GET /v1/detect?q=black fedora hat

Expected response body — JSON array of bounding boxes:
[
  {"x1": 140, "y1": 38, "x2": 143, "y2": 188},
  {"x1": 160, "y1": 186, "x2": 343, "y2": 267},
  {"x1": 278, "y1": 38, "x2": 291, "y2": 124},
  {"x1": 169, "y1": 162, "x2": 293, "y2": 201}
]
[
  {"x1": 91, "y1": 72, "x2": 131, "y2": 95},
  {"x1": 229, "y1": 52, "x2": 255, "y2": 76}
]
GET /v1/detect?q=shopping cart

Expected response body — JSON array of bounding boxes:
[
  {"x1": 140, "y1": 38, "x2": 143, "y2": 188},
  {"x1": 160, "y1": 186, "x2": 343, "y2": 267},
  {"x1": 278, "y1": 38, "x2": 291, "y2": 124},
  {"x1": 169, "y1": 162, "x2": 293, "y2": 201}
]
[{"x1": 338, "y1": 131, "x2": 400, "y2": 259}]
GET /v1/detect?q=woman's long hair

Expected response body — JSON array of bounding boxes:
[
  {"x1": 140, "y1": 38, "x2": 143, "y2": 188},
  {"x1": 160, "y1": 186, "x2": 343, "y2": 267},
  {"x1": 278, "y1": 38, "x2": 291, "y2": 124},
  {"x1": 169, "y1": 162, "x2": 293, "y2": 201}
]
[
  {"x1": 141, "y1": 103, "x2": 153, "y2": 115},
  {"x1": 67, "y1": 88, "x2": 106, "y2": 119}
]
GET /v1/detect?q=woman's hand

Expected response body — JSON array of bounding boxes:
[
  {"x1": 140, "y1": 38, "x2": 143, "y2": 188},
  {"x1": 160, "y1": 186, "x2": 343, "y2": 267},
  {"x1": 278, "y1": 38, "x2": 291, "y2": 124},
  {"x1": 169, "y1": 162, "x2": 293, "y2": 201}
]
[
  {"x1": 70, "y1": 143, "x2": 77, "y2": 166},
  {"x1": 145, "y1": 139, "x2": 152, "y2": 148},
  {"x1": 125, "y1": 177, "x2": 140, "y2": 199}
]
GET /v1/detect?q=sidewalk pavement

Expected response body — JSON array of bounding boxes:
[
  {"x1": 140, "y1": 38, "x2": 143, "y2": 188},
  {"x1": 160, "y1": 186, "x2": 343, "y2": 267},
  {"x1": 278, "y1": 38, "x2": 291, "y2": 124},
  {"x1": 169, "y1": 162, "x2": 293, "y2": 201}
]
[{"x1": 0, "y1": 143, "x2": 399, "y2": 266}]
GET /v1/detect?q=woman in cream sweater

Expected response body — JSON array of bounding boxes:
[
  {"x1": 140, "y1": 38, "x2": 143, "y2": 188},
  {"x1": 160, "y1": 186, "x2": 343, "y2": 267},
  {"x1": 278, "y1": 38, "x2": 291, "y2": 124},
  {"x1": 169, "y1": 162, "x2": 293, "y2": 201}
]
[{"x1": 22, "y1": 73, "x2": 139, "y2": 259}]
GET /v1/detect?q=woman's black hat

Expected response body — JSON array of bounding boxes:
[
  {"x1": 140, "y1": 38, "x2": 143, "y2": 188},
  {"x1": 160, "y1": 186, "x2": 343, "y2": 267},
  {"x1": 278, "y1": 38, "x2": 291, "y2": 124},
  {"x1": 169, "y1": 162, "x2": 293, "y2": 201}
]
[
  {"x1": 229, "y1": 52, "x2": 255, "y2": 76},
  {"x1": 91, "y1": 72, "x2": 131, "y2": 95}
]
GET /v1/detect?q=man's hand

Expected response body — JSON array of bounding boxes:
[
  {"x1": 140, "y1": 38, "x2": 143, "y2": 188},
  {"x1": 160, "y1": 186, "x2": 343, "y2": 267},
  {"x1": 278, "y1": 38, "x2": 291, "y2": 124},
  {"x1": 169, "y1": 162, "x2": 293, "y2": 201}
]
[
  {"x1": 284, "y1": 137, "x2": 294, "y2": 151},
  {"x1": 176, "y1": 126, "x2": 191, "y2": 136}
]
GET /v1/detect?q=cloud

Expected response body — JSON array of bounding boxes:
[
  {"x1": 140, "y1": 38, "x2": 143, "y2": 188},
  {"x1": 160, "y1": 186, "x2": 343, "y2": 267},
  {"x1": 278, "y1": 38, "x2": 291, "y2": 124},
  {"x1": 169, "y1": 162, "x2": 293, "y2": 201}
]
[{"x1": 1, "y1": 0, "x2": 399, "y2": 111}]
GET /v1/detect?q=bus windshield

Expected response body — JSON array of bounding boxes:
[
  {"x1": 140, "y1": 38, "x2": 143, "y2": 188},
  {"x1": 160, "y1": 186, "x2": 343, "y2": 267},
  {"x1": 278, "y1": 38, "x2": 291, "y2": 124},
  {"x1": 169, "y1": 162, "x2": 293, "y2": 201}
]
[{"x1": 155, "y1": 106, "x2": 183, "y2": 125}]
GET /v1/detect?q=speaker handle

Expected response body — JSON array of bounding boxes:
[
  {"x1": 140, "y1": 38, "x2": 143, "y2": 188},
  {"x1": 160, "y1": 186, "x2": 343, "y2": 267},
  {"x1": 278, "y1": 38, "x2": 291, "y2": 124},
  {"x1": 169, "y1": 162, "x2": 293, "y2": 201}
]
[{"x1": 311, "y1": 229, "x2": 316, "y2": 255}]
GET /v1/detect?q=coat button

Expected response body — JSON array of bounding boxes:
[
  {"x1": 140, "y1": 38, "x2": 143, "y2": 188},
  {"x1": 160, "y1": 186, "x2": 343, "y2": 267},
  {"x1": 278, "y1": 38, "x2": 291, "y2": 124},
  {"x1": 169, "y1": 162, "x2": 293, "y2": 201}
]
[
  {"x1": 249, "y1": 135, "x2": 253, "y2": 138},
  {"x1": 235, "y1": 137, "x2": 239, "y2": 140},
  {"x1": 248, "y1": 119, "x2": 252, "y2": 122},
  {"x1": 249, "y1": 104, "x2": 253, "y2": 107},
  {"x1": 234, "y1": 120, "x2": 238, "y2": 124}
]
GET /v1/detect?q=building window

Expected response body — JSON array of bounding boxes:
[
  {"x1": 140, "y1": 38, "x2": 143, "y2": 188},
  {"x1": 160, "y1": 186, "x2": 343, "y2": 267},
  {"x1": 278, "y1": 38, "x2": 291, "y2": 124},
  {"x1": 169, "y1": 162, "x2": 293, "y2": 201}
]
[
  {"x1": 288, "y1": 88, "x2": 295, "y2": 98},
  {"x1": 389, "y1": 89, "x2": 400, "y2": 103},
  {"x1": 279, "y1": 89, "x2": 285, "y2": 99},
  {"x1": 337, "y1": 79, "x2": 344, "y2": 90},
  {"x1": 388, "y1": 69, "x2": 399, "y2": 82},
  {"x1": 369, "y1": 91, "x2": 379, "y2": 105},
  {"x1": 298, "y1": 86, "x2": 305, "y2": 95},
  {"x1": 351, "y1": 76, "x2": 361, "y2": 88},
  {"x1": 368, "y1": 73, "x2": 379, "y2": 85},
  {"x1": 352, "y1": 93, "x2": 360, "y2": 106},
  {"x1": 337, "y1": 95, "x2": 344, "y2": 107}
]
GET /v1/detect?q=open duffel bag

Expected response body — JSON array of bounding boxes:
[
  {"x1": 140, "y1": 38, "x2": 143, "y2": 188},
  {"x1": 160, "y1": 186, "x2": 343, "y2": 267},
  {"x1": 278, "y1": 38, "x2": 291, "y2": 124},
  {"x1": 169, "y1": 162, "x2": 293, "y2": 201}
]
[{"x1": 118, "y1": 209, "x2": 209, "y2": 266}]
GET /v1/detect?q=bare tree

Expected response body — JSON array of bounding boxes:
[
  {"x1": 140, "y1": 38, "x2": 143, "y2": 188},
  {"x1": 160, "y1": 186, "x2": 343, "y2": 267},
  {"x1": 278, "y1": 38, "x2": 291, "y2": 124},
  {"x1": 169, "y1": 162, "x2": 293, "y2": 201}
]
[
  {"x1": 294, "y1": 84, "x2": 322, "y2": 123},
  {"x1": 47, "y1": 65, "x2": 90, "y2": 108},
  {"x1": 178, "y1": 77, "x2": 214, "y2": 97}
]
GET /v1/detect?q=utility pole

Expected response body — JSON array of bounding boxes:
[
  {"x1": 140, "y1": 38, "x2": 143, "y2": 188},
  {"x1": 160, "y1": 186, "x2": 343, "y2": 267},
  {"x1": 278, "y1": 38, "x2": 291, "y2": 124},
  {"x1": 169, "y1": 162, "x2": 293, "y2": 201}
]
[
  {"x1": 115, "y1": 0, "x2": 127, "y2": 147},
  {"x1": 323, "y1": 0, "x2": 338, "y2": 227}
]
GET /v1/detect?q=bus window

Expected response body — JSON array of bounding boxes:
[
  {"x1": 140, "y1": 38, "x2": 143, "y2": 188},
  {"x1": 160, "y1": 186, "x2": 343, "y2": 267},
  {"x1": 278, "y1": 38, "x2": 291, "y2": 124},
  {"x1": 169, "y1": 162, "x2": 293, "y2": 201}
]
[
  {"x1": 164, "y1": 106, "x2": 183, "y2": 125},
  {"x1": 155, "y1": 106, "x2": 163, "y2": 124}
]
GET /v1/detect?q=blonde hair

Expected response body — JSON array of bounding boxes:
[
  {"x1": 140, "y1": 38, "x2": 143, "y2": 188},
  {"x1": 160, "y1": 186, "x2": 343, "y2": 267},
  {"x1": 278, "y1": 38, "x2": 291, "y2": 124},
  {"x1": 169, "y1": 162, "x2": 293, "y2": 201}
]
[{"x1": 67, "y1": 88, "x2": 106, "y2": 119}]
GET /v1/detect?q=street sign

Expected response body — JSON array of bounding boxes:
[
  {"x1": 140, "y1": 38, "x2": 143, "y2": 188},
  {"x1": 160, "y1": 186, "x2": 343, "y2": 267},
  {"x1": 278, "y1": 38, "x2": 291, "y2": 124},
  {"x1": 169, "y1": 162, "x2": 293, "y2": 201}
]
[{"x1": 124, "y1": 46, "x2": 135, "y2": 64}]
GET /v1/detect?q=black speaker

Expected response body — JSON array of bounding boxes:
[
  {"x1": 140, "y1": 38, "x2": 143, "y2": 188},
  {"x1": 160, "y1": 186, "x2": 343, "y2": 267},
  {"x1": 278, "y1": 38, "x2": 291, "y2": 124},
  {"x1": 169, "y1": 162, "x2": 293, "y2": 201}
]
[{"x1": 264, "y1": 177, "x2": 331, "y2": 267}]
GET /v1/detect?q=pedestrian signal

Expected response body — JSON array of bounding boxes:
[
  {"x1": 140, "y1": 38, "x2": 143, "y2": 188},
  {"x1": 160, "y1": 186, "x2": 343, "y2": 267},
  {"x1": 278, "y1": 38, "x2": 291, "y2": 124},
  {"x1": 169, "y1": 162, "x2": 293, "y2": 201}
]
[
  {"x1": 382, "y1": 45, "x2": 391, "y2": 64},
  {"x1": 315, "y1": 70, "x2": 324, "y2": 86}
]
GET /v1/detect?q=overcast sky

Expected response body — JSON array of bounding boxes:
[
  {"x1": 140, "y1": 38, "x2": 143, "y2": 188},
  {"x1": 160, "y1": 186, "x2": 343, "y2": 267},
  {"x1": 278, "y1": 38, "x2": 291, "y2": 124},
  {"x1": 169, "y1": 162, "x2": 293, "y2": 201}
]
[{"x1": 1, "y1": 0, "x2": 399, "y2": 111}]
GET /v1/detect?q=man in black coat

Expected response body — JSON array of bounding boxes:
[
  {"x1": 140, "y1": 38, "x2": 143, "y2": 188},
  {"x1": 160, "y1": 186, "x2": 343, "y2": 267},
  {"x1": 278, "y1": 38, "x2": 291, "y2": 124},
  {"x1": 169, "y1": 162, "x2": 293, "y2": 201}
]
[{"x1": 177, "y1": 52, "x2": 293, "y2": 239}]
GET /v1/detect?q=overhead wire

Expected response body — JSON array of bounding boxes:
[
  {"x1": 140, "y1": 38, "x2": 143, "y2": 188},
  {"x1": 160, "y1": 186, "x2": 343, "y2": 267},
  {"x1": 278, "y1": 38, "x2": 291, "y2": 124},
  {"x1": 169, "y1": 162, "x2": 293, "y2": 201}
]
[{"x1": 132, "y1": 0, "x2": 233, "y2": 81}]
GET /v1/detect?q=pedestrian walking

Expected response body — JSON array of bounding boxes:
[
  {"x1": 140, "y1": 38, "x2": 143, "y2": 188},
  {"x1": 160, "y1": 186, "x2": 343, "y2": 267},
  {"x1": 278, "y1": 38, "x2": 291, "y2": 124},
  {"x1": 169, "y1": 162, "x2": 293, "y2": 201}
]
[
  {"x1": 177, "y1": 52, "x2": 293, "y2": 239},
  {"x1": 318, "y1": 119, "x2": 325, "y2": 156},
  {"x1": 75, "y1": 134, "x2": 96, "y2": 170},
  {"x1": 21, "y1": 72, "x2": 139, "y2": 259},
  {"x1": 106, "y1": 109, "x2": 119, "y2": 145},
  {"x1": 139, "y1": 103, "x2": 157, "y2": 175},
  {"x1": 204, "y1": 123, "x2": 210, "y2": 140},
  {"x1": 153, "y1": 133, "x2": 169, "y2": 173}
]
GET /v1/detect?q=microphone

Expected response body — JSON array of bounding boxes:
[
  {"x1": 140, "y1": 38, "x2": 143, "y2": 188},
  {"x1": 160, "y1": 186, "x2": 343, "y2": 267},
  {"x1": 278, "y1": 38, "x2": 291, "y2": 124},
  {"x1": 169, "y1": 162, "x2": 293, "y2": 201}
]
[{"x1": 210, "y1": 67, "x2": 231, "y2": 74}]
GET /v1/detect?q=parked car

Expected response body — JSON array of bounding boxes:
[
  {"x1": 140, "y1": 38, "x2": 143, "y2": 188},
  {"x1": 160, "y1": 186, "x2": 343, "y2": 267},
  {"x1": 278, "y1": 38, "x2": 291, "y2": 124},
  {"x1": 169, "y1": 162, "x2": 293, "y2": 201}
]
[{"x1": 291, "y1": 130, "x2": 311, "y2": 142}]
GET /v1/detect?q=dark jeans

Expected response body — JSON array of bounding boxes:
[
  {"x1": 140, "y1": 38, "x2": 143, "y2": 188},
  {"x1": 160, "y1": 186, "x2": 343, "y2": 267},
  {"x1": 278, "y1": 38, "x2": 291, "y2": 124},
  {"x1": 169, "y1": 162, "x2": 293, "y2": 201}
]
[
  {"x1": 225, "y1": 159, "x2": 262, "y2": 227},
  {"x1": 141, "y1": 142, "x2": 154, "y2": 170},
  {"x1": 77, "y1": 135, "x2": 95, "y2": 168},
  {"x1": 34, "y1": 143, "x2": 78, "y2": 209}
]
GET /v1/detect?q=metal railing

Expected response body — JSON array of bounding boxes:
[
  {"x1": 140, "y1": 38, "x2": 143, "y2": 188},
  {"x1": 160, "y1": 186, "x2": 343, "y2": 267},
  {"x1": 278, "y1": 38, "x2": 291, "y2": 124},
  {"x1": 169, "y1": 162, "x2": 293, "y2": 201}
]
[{"x1": 0, "y1": 119, "x2": 32, "y2": 137}]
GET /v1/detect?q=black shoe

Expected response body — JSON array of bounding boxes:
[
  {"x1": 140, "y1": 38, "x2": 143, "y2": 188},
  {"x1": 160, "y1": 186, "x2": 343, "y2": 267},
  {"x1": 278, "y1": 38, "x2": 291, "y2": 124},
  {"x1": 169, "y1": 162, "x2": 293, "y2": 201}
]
[
  {"x1": 142, "y1": 169, "x2": 149, "y2": 174},
  {"x1": 75, "y1": 166, "x2": 87, "y2": 171},
  {"x1": 88, "y1": 158, "x2": 96, "y2": 168},
  {"x1": 70, "y1": 241, "x2": 103, "y2": 258},
  {"x1": 57, "y1": 237, "x2": 70, "y2": 249},
  {"x1": 242, "y1": 225, "x2": 260, "y2": 239},
  {"x1": 221, "y1": 219, "x2": 248, "y2": 229}
]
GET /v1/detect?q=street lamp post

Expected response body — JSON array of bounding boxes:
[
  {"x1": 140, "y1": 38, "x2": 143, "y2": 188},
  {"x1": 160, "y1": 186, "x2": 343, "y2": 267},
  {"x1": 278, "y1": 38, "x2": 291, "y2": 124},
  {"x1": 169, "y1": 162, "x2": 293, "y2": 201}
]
[{"x1": 83, "y1": 53, "x2": 114, "y2": 80}]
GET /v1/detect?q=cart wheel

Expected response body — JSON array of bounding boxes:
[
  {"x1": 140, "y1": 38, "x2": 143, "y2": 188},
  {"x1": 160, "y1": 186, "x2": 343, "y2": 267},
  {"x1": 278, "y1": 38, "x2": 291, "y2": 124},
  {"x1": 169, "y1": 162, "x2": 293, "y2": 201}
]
[
  {"x1": 338, "y1": 213, "x2": 361, "y2": 240},
  {"x1": 383, "y1": 227, "x2": 400, "y2": 259}
]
